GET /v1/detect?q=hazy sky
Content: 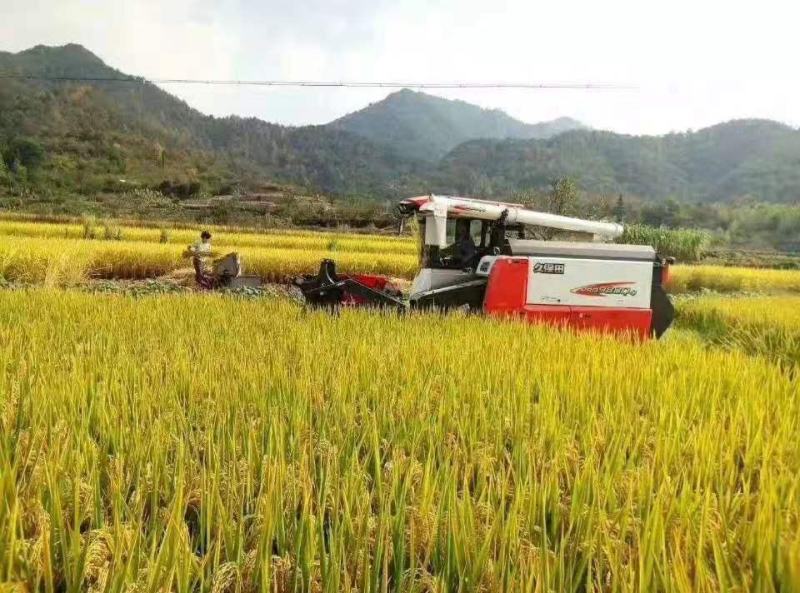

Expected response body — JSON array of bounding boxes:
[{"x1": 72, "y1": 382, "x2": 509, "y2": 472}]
[{"x1": 1, "y1": 0, "x2": 798, "y2": 135}]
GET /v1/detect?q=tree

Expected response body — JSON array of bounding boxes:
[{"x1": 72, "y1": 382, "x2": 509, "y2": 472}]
[
  {"x1": 614, "y1": 194, "x2": 626, "y2": 222},
  {"x1": 517, "y1": 179, "x2": 582, "y2": 239},
  {"x1": 2, "y1": 138, "x2": 45, "y2": 173},
  {"x1": 11, "y1": 161, "x2": 27, "y2": 185},
  {"x1": 154, "y1": 142, "x2": 166, "y2": 169},
  {"x1": 0, "y1": 154, "x2": 10, "y2": 189},
  {"x1": 549, "y1": 178, "x2": 578, "y2": 217}
]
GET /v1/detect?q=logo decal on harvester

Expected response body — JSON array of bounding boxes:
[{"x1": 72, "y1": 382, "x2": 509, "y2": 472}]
[
  {"x1": 533, "y1": 262, "x2": 565, "y2": 274},
  {"x1": 571, "y1": 282, "x2": 638, "y2": 297}
]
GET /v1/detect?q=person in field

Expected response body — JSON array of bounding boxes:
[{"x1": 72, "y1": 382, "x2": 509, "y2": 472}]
[{"x1": 187, "y1": 230, "x2": 213, "y2": 288}]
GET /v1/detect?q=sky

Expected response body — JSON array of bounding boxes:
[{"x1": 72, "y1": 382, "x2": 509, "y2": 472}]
[{"x1": 1, "y1": 0, "x2": 798, "y2": 135}]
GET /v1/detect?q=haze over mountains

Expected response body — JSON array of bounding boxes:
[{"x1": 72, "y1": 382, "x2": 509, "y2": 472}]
[{"x1": 1, "y1": 44, "x2": 800, "y2": 205}]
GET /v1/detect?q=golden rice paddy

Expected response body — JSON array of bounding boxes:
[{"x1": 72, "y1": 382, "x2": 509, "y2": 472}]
[
  {"x1": 1, "y1": 220, "x2": 799, "y2": 592},
  {"x1": 0, "y1": 290, "x2": 798, "y2": 592}
]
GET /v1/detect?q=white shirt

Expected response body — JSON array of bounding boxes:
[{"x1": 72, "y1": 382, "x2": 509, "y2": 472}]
[{"x1": 191, "y1": 240, "x2": 211, "y2": 256}]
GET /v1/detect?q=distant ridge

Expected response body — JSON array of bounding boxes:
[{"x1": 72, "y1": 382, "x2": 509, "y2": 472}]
[
  {"x1": 1, "y1": 44, "x2": 800, "y2": 204},
  {"x1": 0, "y1": 44, "x2": 418, "y2": 197},
  {"x1": 435, "y1": 119, "x2": 800, "y2": 202},
  {"x1": 328, "y1": 88, "x2": 587, "y2": 161}
]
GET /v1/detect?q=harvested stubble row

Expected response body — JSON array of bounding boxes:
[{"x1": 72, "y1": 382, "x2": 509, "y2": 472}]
[{"x1": 0, "y1": 290, "x2": 798, "y2": 592}]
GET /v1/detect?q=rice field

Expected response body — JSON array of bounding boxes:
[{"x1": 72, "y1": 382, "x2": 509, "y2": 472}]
[
  {"x1": 0, "y1": 289, "x2": 798, "y2": 593},
  {"x1": 1, "y1": 221, "x2": 800, "y2": 297},
  {"x1": 677, "y1": 295, "x2": 800, "y2": 368},
  {"x1": 667, "y1": 265, "x2": 800, "y2": 295},
  {"x1": 0, "y1": 219, "x2": 417, "y2": 256},
  {"x1": 2, "y1": 219, "x2": 800, "y2": 591},
  {"x1": 0, "y1": 235, "x2": 418, "y2": 285}
]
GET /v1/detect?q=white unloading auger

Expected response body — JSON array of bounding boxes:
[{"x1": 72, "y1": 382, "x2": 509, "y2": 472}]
[{"x1": 415, "y1": 194, "x2": 624, "y2": 247}]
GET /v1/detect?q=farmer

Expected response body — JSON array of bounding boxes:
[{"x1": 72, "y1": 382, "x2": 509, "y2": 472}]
[{"x1": 187, "y1": 230, "x2": 213, "y2": 288}]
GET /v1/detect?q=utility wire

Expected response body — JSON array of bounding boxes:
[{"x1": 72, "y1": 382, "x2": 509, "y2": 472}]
[{"x1": 0, "y1": 73, "x2": 634, "y2": 90}]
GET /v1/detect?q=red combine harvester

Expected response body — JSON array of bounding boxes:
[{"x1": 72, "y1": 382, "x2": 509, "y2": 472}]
[{"x1": 296, "y1": 195, "x2": 674, "y2": 339}]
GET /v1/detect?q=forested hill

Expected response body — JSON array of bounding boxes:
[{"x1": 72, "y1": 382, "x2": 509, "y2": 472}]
[
  {"x1": 1, "y1": 44, "x2": 800, "y2": 205},
  {"x1": 328, "y1": 88, "x2": 585, "y2": 161},
  {"x1": 0, "y1": 44, "x2": 424, "y2": 197},
  {"x1": 435, "y1": 121, "x2": 800, "y2": 203}
]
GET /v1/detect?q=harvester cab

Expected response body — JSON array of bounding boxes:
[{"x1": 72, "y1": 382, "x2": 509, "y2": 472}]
[{"x1": 296, "y1": 194, "x2": 675, "y2": 339}]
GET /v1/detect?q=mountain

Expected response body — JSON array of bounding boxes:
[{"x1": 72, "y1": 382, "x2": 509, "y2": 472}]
[
  {"x1": 436, "y1": 121, "x2": 800, "y2": 203},
  {"x1": 0, "y1": 44, "x2": 424, "y2": 198},
  {"x1": 1, "y1": 44, "x2": 800, "y2": 207},
  {"x1": 328, "y1": 89, "x2": 586, "y2": 161}
]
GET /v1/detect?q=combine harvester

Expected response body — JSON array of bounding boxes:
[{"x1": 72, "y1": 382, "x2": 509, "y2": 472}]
[{"x1": 296, "y1": 194, "x2": 675, "y2": 339}]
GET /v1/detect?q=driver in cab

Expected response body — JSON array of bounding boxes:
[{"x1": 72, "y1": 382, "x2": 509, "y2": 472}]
[{"x1": 449, "y1": 221, "x2": 477, "y2": 268}]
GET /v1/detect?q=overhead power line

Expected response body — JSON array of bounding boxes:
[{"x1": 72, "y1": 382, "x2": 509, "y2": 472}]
[{"x1": 0, "y1": 73, "x2": 634, "y2": 90}]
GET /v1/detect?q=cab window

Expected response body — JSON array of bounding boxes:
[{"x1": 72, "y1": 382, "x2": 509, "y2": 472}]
[{"x1": 444, "y1": 219, "x2": 483, "y2": 248}]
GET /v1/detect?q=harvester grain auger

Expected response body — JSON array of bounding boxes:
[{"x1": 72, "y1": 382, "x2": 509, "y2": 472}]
[{"x1": 295, "y1": 195, "x2": 675, "y2": 339}]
